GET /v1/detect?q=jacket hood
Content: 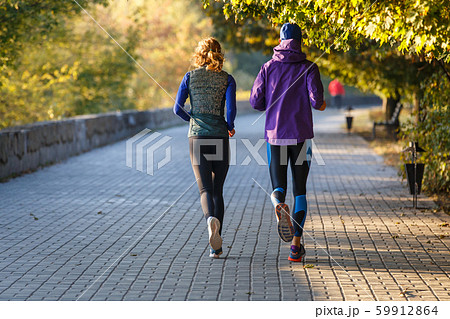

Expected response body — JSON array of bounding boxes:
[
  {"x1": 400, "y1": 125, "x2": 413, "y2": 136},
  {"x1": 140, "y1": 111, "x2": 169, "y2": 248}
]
[{"x1": 272, "y1": 39, "x2": 306, "y2": 63}]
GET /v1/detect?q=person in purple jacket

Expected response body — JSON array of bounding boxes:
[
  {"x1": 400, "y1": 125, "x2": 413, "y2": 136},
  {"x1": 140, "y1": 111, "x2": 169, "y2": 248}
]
[{"x1": 250, "y1": 23, "x2": 326, "y2": 262}]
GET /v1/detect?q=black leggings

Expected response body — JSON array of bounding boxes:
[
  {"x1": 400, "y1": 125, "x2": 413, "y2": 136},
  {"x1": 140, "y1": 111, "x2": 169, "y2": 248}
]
[
  {"x1": 267, "y1": 141, "x2": 311, "y2": 237},
  {"x1": 189, "y1": 137, "x2": 229, "y2": 235}
]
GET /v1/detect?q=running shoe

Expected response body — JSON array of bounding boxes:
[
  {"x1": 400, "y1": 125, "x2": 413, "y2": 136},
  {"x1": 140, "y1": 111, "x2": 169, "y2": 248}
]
[
  {"x1": 209, "y1": 247, "x2": 223, "y2": 258},
  {"x1": 207, "y1": 216, "x2": 222, "y2": 251},
  {"x1": 288, "y1": 244, "x2": 306, "y2": 262},
  {"x1": 275, "y1": 203, "x2": 294, "y2": 242}
]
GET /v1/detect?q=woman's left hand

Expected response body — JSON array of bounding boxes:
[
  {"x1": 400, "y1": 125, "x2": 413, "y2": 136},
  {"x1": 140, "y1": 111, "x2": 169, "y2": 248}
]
[{"x1": 228, "y1": 129, "x2": 235, "y2": 137}]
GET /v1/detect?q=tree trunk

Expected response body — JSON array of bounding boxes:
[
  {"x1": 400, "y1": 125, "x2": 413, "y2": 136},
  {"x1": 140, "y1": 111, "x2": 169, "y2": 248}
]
[{"x1": 382, "y1": 95, "x2": 400, "y2": 122}]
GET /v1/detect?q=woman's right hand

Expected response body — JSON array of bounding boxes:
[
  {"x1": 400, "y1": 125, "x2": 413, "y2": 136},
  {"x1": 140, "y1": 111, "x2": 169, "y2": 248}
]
[
  {"x1": 228, "y1": 129, "x2": 235, "y2": 137},
  {"x1": 319, "y1": 100, "x2": 327, "y2": 111}
]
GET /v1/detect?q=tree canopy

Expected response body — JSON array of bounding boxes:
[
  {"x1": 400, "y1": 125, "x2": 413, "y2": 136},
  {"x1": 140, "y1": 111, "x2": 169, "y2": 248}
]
[
  {"x1": 203, "y1": 0, "x2": 450, "y2": 62},
  {"x1": 203, "y1": 0, "x2": 448, "y2": 108}
]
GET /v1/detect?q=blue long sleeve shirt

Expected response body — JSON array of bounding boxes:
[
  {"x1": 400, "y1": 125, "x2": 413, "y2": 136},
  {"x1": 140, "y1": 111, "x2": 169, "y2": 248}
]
[{"x1": 173, "y1": 72, "x2": 237, "y2": 131}]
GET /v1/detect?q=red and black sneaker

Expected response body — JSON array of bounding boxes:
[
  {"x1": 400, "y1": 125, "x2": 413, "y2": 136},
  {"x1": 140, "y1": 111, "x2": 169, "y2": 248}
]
[{"x1": 288, "y1": 244, "x2": 306, "y2": 262}]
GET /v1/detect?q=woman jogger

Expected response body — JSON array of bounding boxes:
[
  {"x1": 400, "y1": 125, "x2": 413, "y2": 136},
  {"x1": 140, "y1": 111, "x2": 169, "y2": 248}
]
[{"x1": 174, "y1": 37, "x2": 236, "y2": 258}]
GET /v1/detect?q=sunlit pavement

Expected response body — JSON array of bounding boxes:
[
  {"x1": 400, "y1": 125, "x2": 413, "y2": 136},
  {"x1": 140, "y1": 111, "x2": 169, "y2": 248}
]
[{"x1": 0, "y1": 107, "x2": 449, "y2": 301}]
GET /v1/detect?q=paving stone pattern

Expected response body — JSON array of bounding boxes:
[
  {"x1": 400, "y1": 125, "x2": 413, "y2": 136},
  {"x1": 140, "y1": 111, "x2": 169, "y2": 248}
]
[{"x1": 0, "y1": 110, "x2": 449, "y2": 301}]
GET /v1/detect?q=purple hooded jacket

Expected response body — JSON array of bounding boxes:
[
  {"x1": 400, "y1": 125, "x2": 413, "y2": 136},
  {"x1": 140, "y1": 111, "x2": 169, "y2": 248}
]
[{"x1": 250, "y1": 39, "x2": 325, "y2": 145}]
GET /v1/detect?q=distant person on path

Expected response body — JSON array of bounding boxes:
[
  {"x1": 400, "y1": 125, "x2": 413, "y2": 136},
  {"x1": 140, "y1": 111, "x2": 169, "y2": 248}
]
[
  {"x1": 250, "y1": 23, "x2": 326, "y2": 262},
  {"x1": 328, "y1": 79, "x2": 345, "y2": 109},
  {"x1": 174, "y1": 37, "x2": 236, "y2": 258}
]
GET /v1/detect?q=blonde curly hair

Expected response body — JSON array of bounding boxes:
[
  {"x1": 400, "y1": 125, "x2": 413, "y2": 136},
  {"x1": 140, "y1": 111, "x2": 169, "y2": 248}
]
[{"x1": 193, "y1": 37, "x2": 224, "y2": 72}]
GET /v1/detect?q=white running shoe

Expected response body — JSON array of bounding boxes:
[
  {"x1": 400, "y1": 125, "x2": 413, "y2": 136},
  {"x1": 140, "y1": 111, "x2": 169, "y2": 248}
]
[
  {"x1": 207, "y1": 216, "x2": 222, "y2": 251},
  {"x1": 209, "y1": 248, "x2": 223, "y2": 258}
]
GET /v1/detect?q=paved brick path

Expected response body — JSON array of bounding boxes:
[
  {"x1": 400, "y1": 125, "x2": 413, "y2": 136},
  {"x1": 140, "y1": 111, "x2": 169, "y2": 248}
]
[{"x1": 0, "y1": 109, "x2": 449, "y2": 301}]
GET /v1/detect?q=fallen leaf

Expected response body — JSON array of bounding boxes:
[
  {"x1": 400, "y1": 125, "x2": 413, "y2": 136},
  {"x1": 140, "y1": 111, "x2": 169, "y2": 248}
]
[
  {"x1": 130, "y1": 253, "x2": 137, "y2": 256},
  {"x1": 439, "y1": 235, "x2": 447, "y2": 239},
  {"x1": 33, "y1": 217, "x2": 39, "y2": 220},
  {"x1": 97, "y1": 211, "x2": 102, "y2": 215},
  {"x1": 399, "y1": 287, "x2": 410, "y2": 297},
  {"x1": 304, "y1": 264, "x2": 315, "y2": 268},
  {"x1": 227, "y1": 246, "x2": 232, "y2": 248},
  {"x1": 392, "y1": 235, "x2": 399, "y2": 238},
  {"x1": 439, "y1": 222, "x2": 449, "y2": 227}
]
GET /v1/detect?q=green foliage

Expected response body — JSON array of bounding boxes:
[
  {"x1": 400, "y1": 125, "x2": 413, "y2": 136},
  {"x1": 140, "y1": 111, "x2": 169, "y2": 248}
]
[
  {"x1": 311, "y1": 44, "x2": 434, "y2": 100},
  {"x1": 0, "y1": 3, "x2": 139, "y2": 128},
  {"x1": 203, "y1": 0, "x2": 450, "y2": 62},
  {"x1": 203, "y1": 1, "x2": 278, "y2": 53},
  {"x1": 400, "y1": 72, "x2": 450, "y2": 194},
  {"x1": 0, "y1": 0, "x2": 107, "y2": 68}
]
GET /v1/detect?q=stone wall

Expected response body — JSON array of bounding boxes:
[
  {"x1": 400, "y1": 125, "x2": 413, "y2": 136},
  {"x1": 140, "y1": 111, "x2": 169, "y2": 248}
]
[{"x1": 0, "y1": 108, "x2": 180, "y2": 179}]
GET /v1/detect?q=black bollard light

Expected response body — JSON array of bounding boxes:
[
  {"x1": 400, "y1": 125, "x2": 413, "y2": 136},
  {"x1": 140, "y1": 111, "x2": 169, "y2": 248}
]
[
  {"x1": 402, "y1": 142, "x2": 426, "y2": 209},
  {"x1": 345, "y1": 106, "x2": 354, "y2": 133}
]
